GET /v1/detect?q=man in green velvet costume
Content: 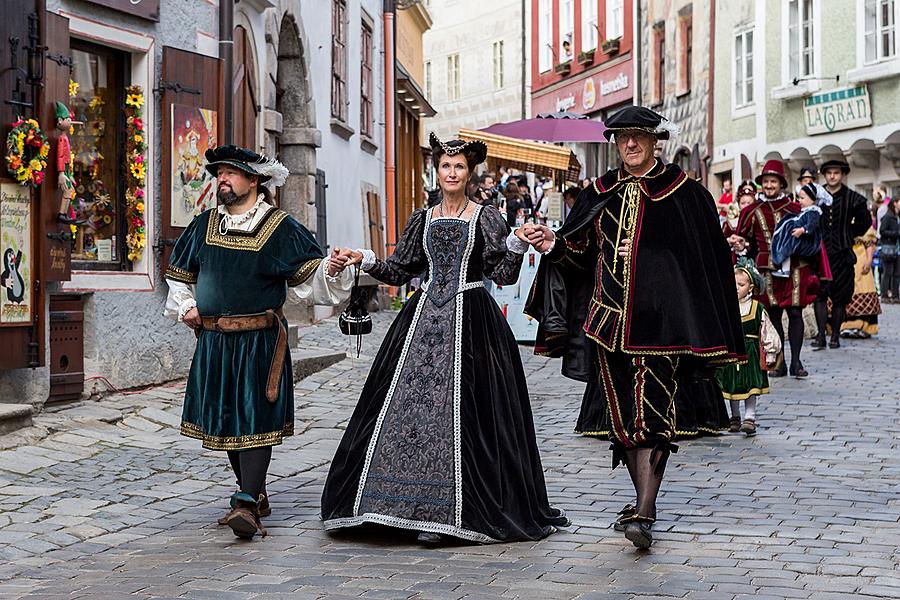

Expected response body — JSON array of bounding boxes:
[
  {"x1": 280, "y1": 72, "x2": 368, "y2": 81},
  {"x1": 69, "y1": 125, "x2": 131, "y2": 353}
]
[{"x1": 165, "y1": 145, "x2": 353, "y2": 539}]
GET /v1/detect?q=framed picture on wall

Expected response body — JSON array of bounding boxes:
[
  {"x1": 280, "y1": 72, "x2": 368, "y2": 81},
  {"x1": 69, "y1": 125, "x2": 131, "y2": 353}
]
[
  {"x1": 170, "y1": 104, "x2": 218, "y2": 227},
  {"x1": 0, "y1": 182, "x2": 33, "y2": 325}
]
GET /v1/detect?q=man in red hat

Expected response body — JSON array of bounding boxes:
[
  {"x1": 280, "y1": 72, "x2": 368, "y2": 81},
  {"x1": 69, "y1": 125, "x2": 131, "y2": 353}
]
[
  {"x1": 730, "y1": 159, "x2": 823, "y2": 378},
  {"x1": 813, "y1": 159, "x2": 871, "y2": 349}
]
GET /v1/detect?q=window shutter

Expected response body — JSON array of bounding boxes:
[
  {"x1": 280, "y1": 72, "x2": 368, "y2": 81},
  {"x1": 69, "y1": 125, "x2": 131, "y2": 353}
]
[{"x1": 159, "y1": 46, "x2": 224, "y2": 272}]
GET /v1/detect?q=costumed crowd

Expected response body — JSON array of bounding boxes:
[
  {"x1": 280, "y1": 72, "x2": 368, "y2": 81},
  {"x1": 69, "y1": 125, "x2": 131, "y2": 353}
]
[{"x1": 162, "y1": 104, "x2": 891, "y2": 551}]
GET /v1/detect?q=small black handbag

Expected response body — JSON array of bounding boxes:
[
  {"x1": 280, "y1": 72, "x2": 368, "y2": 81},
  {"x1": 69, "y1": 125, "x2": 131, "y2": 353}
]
[{"x1": 339, "y1": 266, "x2": 372, "y2": 356}]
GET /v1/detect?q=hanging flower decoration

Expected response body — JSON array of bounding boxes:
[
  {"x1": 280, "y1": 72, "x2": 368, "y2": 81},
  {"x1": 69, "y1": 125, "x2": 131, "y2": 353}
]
[
  {"x1": 124, "y1": 85, "x2": 147, "y2": 263},
  {"x1": 5, "y1": 117, "x2": 50, "y2": 187},
  {"x1": 68, "y1": 79, "x2": 79, "y2": 98}
]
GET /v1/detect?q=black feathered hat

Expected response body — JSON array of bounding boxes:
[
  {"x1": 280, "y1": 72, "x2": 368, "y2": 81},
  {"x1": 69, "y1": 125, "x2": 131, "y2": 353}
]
[
  {"x1": 429, "y1": 132, "x2": 488, "y2": 168},
  {"x1": 204, "y1": 144, "x2": 289, "y2": 188},
  {"x1": 602, "y1": 106, "x2": 680, "y2": 141}
]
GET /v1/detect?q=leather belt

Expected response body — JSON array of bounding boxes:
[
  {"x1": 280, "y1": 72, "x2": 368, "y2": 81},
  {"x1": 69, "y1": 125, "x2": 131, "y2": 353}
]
[{"x1": 197, "y1": 308, "x2": 287, "y2": 404}]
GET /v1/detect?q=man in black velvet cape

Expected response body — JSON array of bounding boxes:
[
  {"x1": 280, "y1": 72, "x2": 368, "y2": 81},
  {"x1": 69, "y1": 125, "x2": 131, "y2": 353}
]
[{"x1": 522, "y1": 106, "x2": 745, "y2": 549}]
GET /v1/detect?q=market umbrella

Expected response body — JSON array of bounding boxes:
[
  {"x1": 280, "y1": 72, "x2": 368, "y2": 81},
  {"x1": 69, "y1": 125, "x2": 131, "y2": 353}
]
[{"x1": 479, "y1": 111, "x2": 607, "y2": 143}]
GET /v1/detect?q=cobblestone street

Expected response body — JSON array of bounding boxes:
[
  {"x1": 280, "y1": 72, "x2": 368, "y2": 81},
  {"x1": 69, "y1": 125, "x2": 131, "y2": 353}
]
[{"x1": 0, "y1": 305, "x2": 898, "y2": 600}]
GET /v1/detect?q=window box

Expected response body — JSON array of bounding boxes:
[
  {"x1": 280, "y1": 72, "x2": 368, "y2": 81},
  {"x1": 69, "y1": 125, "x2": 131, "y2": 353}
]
[
  {"x1": 601, "y1": 38, "x2": 620, "y2": 55},
  {"x1": 577, "y1": 49, "x2": 595, "y2": 65},
  {"x1": 554, "y1": 61, "x2": 572, "y2": 76}
]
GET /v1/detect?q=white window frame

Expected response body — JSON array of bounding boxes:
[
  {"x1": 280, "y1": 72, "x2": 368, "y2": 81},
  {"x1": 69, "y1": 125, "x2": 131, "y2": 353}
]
[
  {"x1": 772, "y1": 0, "x2": 821, "y2": 100},
  {"x1": 581, "y1": 0, "x2": 598, "y2": 51},
  {"x1": 606, "y1": 0, "x2": 624, "y2": 41},
  {"x1": 425, "y1": 60, "x2": 432, "y2": 100},
  {"x1": 864, "y1": 0, "x2": 897, "y2": 64},
  {"x1": 849, "y1": 0, "x2": 900, "y2": 82},
  {"x1": 559, "y1": 0, "x2": 574, "y2": 62},
  {"x1": 733, "y1": 26, "x2": 755, "y2": 115},
  {"x1": 538, "y1": 0, "x2": 552, "y2": 72},
  {"x1": 447, "y1": 54, "x2": 460, "y2": 101},
  {"x1": 492, "y1": 40, "x2": 504, "y2": 88}
]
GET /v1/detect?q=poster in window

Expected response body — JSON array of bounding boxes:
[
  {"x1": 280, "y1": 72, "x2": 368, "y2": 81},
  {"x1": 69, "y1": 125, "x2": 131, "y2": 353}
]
[
  {"x1": 0, "y1": 183, "x2": 32, "y2": 324},
  {"x1": 171, "y1": 104, "x2": 218, "y2": 227}
]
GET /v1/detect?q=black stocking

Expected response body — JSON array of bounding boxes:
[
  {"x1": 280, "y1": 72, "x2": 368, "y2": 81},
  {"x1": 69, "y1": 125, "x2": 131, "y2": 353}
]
[
  {"x1": 622, "y1": 448, "x2": 640, "y2": 508},
  {"x1": 626, "y1": 447, "x2": 669, "y2": 521},
  {"x1": 787, "y1": 308, "x2": 804, "y2": 366},
  {"x1": 814, "y1": 298, "x2": 828, "y2": 339},
  {"x1": 830, "y1": 304, "x2": 845, "y2": 342},
  {"x1": 238, "y1": 446, "x2": 272, "y2": 502},
  {"x1": 227, "y1": 450, "x2": 242, "y2": 487}
]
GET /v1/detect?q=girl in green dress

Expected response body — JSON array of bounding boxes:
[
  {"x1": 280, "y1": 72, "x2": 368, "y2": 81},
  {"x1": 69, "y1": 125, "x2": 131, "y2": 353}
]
[{"x1": 717, "y1": 258, "x2": 782, "y2": 436}]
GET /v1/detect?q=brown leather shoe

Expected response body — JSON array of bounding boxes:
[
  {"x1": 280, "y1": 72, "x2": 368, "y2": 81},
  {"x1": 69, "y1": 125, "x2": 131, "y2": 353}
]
[
  {"x1": 218, "y1": 493, "x2": 271, "y2": 526},
  {"x1": 728, "y1": 417, "x2": 741, "y2": 433},
  {"x1": 740, "y1": 419, "x2": 757, "y2": 436}
]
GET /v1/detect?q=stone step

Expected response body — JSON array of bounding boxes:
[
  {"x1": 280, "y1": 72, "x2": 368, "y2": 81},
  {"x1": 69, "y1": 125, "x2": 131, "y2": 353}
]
[
  {"x1": 0, "y1": 403, "x2": 33, "y2": 436},
  {"x1": 291, "y1": 346, "x2": 346, "y2": 384}
]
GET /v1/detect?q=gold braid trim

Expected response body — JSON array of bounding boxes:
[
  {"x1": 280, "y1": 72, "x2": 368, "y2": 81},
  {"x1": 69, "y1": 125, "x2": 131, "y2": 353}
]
[
  {"x1": 180, "y1": 421, "x2": 294, "y2": 450},
  {"x1": 165, "y1": 265, "x2": 198, "y2": 284},
  {"x1": 205, "y1": 209, "x2": 288, "y2": 251},
  {"x1": 287, "y1": 258, "x2": 323, "y2": 287}
]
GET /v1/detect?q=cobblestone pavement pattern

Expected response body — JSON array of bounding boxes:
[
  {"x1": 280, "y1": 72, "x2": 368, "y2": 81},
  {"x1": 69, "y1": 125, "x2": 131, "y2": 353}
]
[{"x1": 0, "y1": 305, "x2": 898, "y2": 600}]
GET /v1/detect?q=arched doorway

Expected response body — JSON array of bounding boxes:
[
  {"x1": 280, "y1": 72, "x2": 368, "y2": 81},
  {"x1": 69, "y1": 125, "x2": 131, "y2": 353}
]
[{"x1": 275, "y1": 14, "x2": 320, "y2": 231}]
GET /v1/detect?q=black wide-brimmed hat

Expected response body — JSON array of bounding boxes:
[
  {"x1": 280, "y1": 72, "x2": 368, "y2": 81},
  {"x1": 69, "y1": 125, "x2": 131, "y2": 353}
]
[
  {"x1": 204, "y1": 144, "x2": 289, "y2": 188},
  {"x1": 429, "y1": 132, "x2": 488, "y2": 166},
  {"x1": 602, "y1": 106, "x2": 680, "y2": 141},
  {"x1": 820, "y1": 159, "x2": 850, "y2": 175},
  {"x1": 797, "y1": 166, "x2": 817, "y2": 181}
]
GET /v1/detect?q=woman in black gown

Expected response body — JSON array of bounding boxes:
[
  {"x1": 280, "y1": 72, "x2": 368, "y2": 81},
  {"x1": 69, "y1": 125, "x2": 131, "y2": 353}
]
[{"x1": 321, "y1": 133, "x2": 567, "y2": 543}]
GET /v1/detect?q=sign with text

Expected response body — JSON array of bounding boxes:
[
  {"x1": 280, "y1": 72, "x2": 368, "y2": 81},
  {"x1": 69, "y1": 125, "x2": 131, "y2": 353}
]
[
  {"x1": 533, "y1": 58, "x2": 633, "y2": 116},
  {"x1": 0, "y1": 183, "x2": 32, "y2": 324},
  {"x1": 81, "y1": 0, "x2": 160, "y2": 22},
  {"x1": 804, "y1": 85, "x2": 872, "y2": 135}
]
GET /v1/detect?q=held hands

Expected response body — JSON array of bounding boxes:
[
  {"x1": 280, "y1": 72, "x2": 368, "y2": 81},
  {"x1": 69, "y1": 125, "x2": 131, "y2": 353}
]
[
  {"x1": 861, "y1": 261, "x2": 872, "y2": 275},
  {"x1": 515, "y1": 223, "x2": 555, "y2": 253},
  {"x1": 183, "y1": 307, "x2": 201, "y2": 330},
  {"x1": 727, "y1": 234, "x2": 747, "y2": 252},
  {"x1": 327, "y1": 248, "x2": 363, "y2": 277}
]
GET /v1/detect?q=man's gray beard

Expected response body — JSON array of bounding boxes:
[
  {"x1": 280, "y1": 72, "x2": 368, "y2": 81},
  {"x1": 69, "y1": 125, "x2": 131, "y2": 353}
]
[{"x1": 217, "y1": 188, "x2": 251, "y2": 206}]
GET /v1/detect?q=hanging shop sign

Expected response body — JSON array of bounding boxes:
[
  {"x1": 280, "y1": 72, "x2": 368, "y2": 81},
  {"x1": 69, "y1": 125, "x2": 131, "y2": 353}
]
[
  {"x1": 804, "y1": 85, "x2": 872, "y2": 135},
  {"x1": 533, "y1": 58, "x2": 633, "y2": 116},
  {"x1": 81, "y1": 0, "x2": 160, "y2": 22}
]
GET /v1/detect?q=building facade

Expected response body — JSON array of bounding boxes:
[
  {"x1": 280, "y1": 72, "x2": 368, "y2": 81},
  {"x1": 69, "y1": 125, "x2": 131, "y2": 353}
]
[
  {"x1": 423, "y1": 0, "x2": 529, "y2": 146},
  {"x1": 530, "y1": 0, "x2": 635, "y2": 177},
  {"x1": 712, "y1": 0, "x2": 900, "y2": 200},
  {"x1": 0, "y1": 0, "x2": 389, "y2": 415},
  {"x1": 639, "y1": 0, "x2": 712, "y2": 181}
]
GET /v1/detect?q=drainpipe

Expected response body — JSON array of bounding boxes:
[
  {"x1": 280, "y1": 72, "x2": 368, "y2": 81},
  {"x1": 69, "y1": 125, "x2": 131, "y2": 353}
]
[
  {"x1": 384, "y1": 0, "x2": 397, "y2": 253},
  {"x1": 706, "y1": 0, "x2": 716, "y2": 186},
  {"x1": 633, "y1": 0, "x2": 640, "y2": 106},
  {"x1": 521, "y1": 0, "x2": 527, "y2": 118},
  {"x1": 219, "y1": 0, "x2": 234, "y2": 144}
]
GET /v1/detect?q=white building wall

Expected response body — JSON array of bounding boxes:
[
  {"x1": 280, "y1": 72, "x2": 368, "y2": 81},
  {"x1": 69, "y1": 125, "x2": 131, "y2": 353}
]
[{"x1": 423, "y1": 0, "x2": 528, "y2": 141}]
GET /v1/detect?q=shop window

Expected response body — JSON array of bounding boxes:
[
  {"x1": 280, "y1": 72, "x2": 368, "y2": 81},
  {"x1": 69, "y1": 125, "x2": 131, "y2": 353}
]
[{"x1": 69, "y1": 40, "x2": 129, "y2": 270}]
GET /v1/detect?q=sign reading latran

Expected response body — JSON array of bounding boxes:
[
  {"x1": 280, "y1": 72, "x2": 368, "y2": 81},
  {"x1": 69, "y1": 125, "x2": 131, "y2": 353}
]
[
  {"x1": 80, "y1": 0, "x2": 160, "y2": 22},
  {"x1": 804, "y1": 85, "x2": 871, "y2": 135}
]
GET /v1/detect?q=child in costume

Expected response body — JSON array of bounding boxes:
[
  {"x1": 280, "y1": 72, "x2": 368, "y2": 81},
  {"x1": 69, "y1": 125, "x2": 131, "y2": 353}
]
[
  {"x1": 771, "y1": 183, "x2": 831, "y2": 277},
  {"x1": 717, "y1": 258, "x2": 782, "y2": 436}
]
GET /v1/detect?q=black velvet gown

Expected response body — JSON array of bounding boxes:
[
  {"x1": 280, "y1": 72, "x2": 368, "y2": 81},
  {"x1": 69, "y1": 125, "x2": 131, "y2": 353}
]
[{"x1": 321, "y1": 204, "x2": 567, "y2": 543}]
